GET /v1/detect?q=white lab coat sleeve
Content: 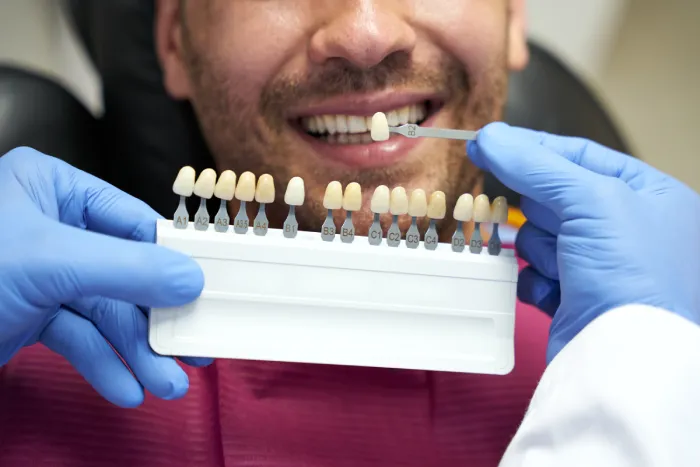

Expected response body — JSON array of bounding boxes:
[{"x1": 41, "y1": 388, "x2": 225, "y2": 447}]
[{"x1": 499, "y1": 304, "x2": 700, "y2": 467}]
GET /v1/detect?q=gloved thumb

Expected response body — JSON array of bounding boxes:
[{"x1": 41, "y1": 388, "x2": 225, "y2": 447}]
[
  {"x1": 27, "y1": 221, "x2": 204, "y2": 308},
  {"x1": 467, "y1": 122, "x2": 598, "y2": 218}
]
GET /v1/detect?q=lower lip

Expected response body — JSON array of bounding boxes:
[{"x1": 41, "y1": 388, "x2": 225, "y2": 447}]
[{"x1": 295, "y1": 112, "x2": 439, "y2": 169}]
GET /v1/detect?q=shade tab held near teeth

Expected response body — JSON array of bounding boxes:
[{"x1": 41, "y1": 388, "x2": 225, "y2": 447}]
[
  {"x1": 323, "y1": 181, "x2": 343, "y2": 210},
  {"x1": 371, "y1": 112, "x2": 390, "y2": 142},
  {"x1": 371, "y1": 185, "x2": 390, "y2": 214},
  {"x1": 343, "y1": 182, "x2": 362, "y2": 211},
  {"x1": 491, "y1": 196, "x2": 508, "y2": 223},
  {"x1": 255, "y1": 174, "x2": 275, "y2": 204},
  {"x1": 453, "y1": 194, "x2": 474, "y2": 222},
  {"x1": 473, "y1": 194, "x2": 491, "y2": 223},
  {"x1": 390, "y1": 187, "x2": 409, "y2": 215},
  {"x1": 285, "y1": 177, "x2": 305, "y2": 206},
  {"x1": 214, "y1": 170, "x2": 236, "y2": 201},
  {"x1": 235, "y1": 171, "x2": 256, "y2": 202},
  {"x1": 408, "y1": 189, "x2": 428, "y2": 217},
  {"x1": 173, "y1": 166, "x2": 196, "y2": 197},
  {"x1": 194, "y1": 168, "x2": 217, "y2": 199},
  {"x1": 427, "y1": 191, "x2": 447, "y2": 219}
]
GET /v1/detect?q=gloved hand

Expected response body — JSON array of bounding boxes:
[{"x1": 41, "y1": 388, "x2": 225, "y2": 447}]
[
  {"x1": 0, "y1": 147, "x2": 212, "y2": 407},
  {"x1": 468, "y1": 123, "x2": 700, "y2": 363}
]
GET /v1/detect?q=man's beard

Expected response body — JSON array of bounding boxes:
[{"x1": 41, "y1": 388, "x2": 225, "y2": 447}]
[{"x1": 183, "y1": 47, "x2": 507, "y2": 237}]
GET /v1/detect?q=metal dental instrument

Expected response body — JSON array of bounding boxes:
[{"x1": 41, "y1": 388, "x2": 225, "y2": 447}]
[{"x1": 389, "y1": 124, "x2": 479, "y2": 142}]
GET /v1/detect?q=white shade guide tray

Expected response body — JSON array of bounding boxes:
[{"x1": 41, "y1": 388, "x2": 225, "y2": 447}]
[
  {"x1": 235, "y1": 171, "x2": 256, "y2": 202},
  {"x1": 491, "y1": 196, "x2": 508, "y2": 224},
  {"x1": 427, "y1": 191, "x2": 446, "y2": 219},
  {"x1": 371, "y1": 185, "x2": 390, "y2": 213},
  {"x1": 255, "y1": 174, "x2": 275, "y2": 204},
  {"x1": 173, "y1": 166, "x2": 196, "y2": 197},
  {"x1": 408, "y1": 189, "x2": 428, "y2": 217},
  {"x1": 371, "y1": 112, "x2": 390, "y2": 142},
  {"x1": 214, "y1": 170, "x2": 237, "y2": 200},
  {"x1": 454, "y1": 194, "x2": 474, "y2": 222},
  {"x1": 473, "y1": 194, "x2": 491, "y2": 223},
  {"x1": 323, "y1": 181, "x2": 343, "y2": 210},
  {"x1": 390, "y1": 187, "x2": 409, "y2": 215},
  {"x1": 284, "y1": 177, "x2": 305, "y2": 206},
  {"x1": 343, "y1": 182, "x2": 362, "y2": 211}
]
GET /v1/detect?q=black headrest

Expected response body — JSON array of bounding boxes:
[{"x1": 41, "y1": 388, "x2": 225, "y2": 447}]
[{"x1": 66, "y1": 0, "x2": 630, "y2": 216}]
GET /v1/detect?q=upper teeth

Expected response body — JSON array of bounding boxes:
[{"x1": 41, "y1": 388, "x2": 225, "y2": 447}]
[{"x1": 302, "y1": 103, "x2": 427, "y2": 135}]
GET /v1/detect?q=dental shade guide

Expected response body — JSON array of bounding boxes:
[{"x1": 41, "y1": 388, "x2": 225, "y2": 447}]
[
  {"x1": 322, "y1": 181, "x2": 342, "y2": 241},
  {"x1": 387, "y1": 187, "x2": 408, "y2": 247},
  {"x1": 254, "y1": 174, "x2": 275, "y2": 236},
  {"x1": 341, "y1": 182, "x2": 362, "y2": 243},
  {"x1": 425, "y1": 191, "x2": 446, "y2": 251},
  {"x1": 172, "y1": 166, "x2": 196, "y2": 229},
  {"x1": 371, "y1": 112, "x2": 479, "y2": 142},
  {"x1": 193, "y1": 169, "x2": 217, "y2": 231},
  {"x1": 369, "y1": 185, "x2": 390, "y2": 245},
  {"x1": 470, "y1": 194, "x2": 490, "y2": 254},
  {"x1": 489, "y1": 197, "x2": 508, "y2": 256},
  {"x1": 283, "y1": 177, "x2": 305, "y2": 238},
  {"x1": 151, "y1": 168, "x2": 518, "y2": 376},
  {"x1": 214, "y1": 170, "x2": 236, "y2": 232},
  {"x1": 234, "y1": 171, "x2": 256, "y2": 234},
  {"x1": 406, "y1": 189, "x2": 427, "y2": 249},
  {"x1": 452, "y1": 194, "x2": 473, "y2": 253}
]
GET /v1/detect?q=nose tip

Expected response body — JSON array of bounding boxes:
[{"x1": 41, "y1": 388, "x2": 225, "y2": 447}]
[{"x1": 309, "y1": 7, "x2": 416, "y2": 70}]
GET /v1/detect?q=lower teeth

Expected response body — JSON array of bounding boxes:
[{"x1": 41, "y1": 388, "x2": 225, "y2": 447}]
[{"x1": 316, "y1": 133, "x2": 375, "y2": 145}]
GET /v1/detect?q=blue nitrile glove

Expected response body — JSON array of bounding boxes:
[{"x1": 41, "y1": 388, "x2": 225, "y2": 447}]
[
  {"x1": 468, "y1": 123, "x2": 700, "y2": 363},
  {"x1": 0, "y1": 147, "x2": 213, "y2": 407}
]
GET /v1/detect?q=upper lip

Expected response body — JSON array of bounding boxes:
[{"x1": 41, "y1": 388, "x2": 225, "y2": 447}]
[{"x1": 286, "y1": 90, "x2": 443, "y2": 118}]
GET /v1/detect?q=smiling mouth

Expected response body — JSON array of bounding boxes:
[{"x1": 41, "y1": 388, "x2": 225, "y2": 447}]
[{"x1": 295, "y1": 101, "x2": 439, "y2": 145}]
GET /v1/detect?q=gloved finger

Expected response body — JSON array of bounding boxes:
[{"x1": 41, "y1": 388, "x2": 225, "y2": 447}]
[
  {"x1": 39, "y1": 307, "x2": 145, "y2": 408},
  {"x1": 520, "y1": 196, "x2": 561, "y2": 236},
  {"x1": 69, "y1": 297, "x2": 189, "y2": 401},
  {"x1": 47, "y1": 153, "x2": 163, "y2": 241},
  {"x1": 30, "y1": 220, "x2": 203, "y2": 308},
  {"x1": 515, "y1": 222, "x2": 559, "y2": 280},
  {"x1": 518, "y1": 267, "x2": 561, "y2": 317},
  {"x1": 139, "y1": 306, "x2": 213, "y2": 367},
  {"x1": 467, "y1": 122, "x2": 600, "y2": 218}
]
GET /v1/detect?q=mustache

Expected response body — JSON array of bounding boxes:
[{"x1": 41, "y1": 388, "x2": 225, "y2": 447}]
[{"x1": 260, "y1": 52, "x2": 470, "y2": 126}]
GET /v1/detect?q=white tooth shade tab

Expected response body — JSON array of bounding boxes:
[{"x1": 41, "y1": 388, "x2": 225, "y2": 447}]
[
  {"x1": 491, "y1": 196, "x2": 508, "y2": 223},
  {"x1": 473, "y1": 194, "x2": 491, "y2": 223},
  {"x1": 173, "y1": 166, "x2": 196, "y2": 197},
  {"x1": 306, "y1": 104, "x2": 426, "y2": 137},
  {"x1": 284, "y1": 177, "x2": 305, "y2": 206},
  {"x1": 408, "y1": 189, "x2": 428, "y2": 217},
  {"x1": 214, "y1": 170, "x2": 236, "y2": 201},
  {"x1": 342, "y1": 182, "x2": 362, "y2": 211},
  {"x1": 193, "y1": 168, "x2": 217, "y2": 199},
  {"x1": 235, "y1": 171, "x2": 256, "y2": 202},
  {"x1": 323, "y1": 181, "x2": 343, "y2": 210},
  {"x1": 255, "y1": 174, "x2": 275, "y2": 204},
  {"x1": 371, "y1": 185, "x2": 390, "y2": 214},
  {"x1": 390, "y1": 187, "x2": 409, "y2": 215},
  {"x1": 371, "y1": 112, "x2": 390, "y2": 142},
  {"x1": 453, "y1": 194, "x2": 474, "y2": 222},
  {"x1": 427, "y1": 191, "x2": 446, "y2": 219}
]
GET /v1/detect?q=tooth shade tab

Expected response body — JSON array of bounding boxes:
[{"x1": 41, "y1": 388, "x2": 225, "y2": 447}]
[
  {"x1": 408, "y1": 189, "x2": 428, "y2": 217},
  {"x1": 453, "y1": 194, "x2": 474, "y2": 222},
  {"x1": 193, "y1": 168, "x2": 217, "y2": 199},
  {"x1": 255, "y1": 174, "x2": 275, "y2": 204},
  {"x1": 285, "y1": 177, "x2": 305, "y2": 206},
  {"x1": 371, "y1": 112, "x2": 390, "y2": 141},
  {"x1": 323, "y1": 181, "x2": 343, "y2": 210},
  {"x1": 370, "y1": 185, "x2": 390, "y2": 213},
  {"x1": 390, "y1": 187, "x2": 409, "y2": 215},
  {"x1": 491, "y1": 196, "x2": 508, "y2": 223},
  {"x1": 473, "y1": 194, "x2": 491, "y2": 223},
  {"x1": 173, "y1": 166, "x2": 196, "y2": 197},
  {"x1": 235, "y1": 171, "x2": 256, "y2": 202},
  {"x1": 427, "y1": 191, "x2": 447, "y2": 219},
  {"x1": 214, "y1": 170, "x2": 236, "y2": 201},
  {"x1": 343, "y1": 182, "x2": 362, "y2": 211}
]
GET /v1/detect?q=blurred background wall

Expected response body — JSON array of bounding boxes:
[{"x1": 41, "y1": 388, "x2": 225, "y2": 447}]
[{"x1": 0, "y1": 0, "x2": 698, "y2": 191}]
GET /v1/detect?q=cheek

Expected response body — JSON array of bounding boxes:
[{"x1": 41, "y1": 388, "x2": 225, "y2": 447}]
[
  {"x1": 413, "y1": 0, "x2": 508, "y2": 77},
  {"x1": 203, "y1": 3, "x2": 312, "y2": 98}
]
